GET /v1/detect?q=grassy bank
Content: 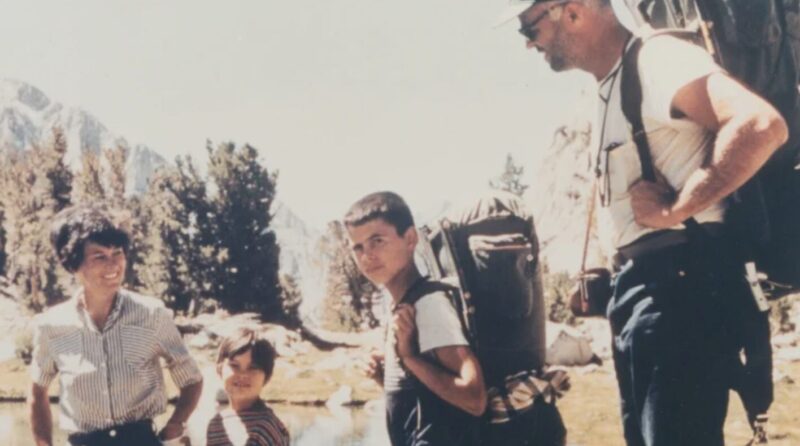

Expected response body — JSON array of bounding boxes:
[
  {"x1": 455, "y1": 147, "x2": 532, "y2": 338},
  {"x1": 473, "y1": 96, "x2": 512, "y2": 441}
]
[
  {"x1": 0, "y1": 344, "x2": 382, "y2": 405},
  {"x1": 2, "y1": 351, "x2": 797, "y2": 445}
]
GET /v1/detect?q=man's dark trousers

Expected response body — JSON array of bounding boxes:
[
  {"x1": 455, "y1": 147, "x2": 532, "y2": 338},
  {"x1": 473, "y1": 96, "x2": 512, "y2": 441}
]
[
  {"x1": 607, "y1": 237, "x2": 754, "y2": 446},
  {"x1": 67, "y1": 419, "x2": 161, "y2": 446}
]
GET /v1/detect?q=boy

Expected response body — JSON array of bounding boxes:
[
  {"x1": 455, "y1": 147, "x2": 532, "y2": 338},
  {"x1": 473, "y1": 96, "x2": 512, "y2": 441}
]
[
  {"x1": 344, "y1": 191, "x2": 487, "y2": 446},
  {"x1": 206, "y1": 327, "x2": 290, "y2": 446}
]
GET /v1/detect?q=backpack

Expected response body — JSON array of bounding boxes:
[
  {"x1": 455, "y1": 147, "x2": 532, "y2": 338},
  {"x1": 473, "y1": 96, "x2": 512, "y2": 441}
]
[
  {"x1": 409, "y1": 191, "x2": 566, "y2": 444},
  {"x1": 627, "y1": 0, "x2": 800, "y2": 299},
  {"x1": 416, "y1": 191, "x2": 547, "y2": 387},
  {"x1": 617, "y1": 0, "x2": 800, "y2": 436}
]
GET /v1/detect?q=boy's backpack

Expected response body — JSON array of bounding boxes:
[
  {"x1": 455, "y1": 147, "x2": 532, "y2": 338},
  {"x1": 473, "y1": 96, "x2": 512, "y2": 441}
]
[
  {"x1": 407, "y1": 191, "x2": 566, "y2": 442},
  {"x1": 416, "y1": 191, "x2": 547, "y2": 387},
  {"x1": 624, "y1": 0, "x2": 800, "y2": 298}
]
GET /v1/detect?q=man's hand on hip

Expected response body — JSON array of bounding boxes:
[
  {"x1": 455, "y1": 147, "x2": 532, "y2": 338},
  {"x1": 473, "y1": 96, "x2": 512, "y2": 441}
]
[{"x1": 630, "y1": 179, "x2": 681, "y2": 229}]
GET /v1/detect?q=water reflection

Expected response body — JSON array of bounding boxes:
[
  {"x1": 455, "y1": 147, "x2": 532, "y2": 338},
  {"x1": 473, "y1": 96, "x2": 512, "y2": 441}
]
[
  {"x1": 283, "y1": 402, "x2": 389, "y2": 446},
  {"x1": 1, "y1": 401, "x2": 389, "y2": 446}
]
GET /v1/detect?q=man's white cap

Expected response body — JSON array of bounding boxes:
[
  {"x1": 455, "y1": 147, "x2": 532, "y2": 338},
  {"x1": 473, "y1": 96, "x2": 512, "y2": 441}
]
[
  {"x1": 609, "y1": 0, "x2": 648, "y2": 33},
  {"x1": 494, "y1": 0, "x2": 650, "y2": 31},
  {"x1": 494, "y1": 0, "x2": 539, "y2": 27}
]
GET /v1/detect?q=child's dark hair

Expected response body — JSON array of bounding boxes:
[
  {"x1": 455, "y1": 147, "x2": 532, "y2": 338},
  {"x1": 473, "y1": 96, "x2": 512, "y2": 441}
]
[
  {"x1": 217, "y1": 327, "x2": 277, "y2": 380},
  {"x1": 343, "y1": 191, "x2": 415, "y2": 235},
  {"x1": 50, "y1": 204, "x2": 131, "y2": 273}
]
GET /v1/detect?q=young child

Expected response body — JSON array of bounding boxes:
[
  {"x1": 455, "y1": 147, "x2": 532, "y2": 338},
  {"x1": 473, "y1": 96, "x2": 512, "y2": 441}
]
[
  {"x1": 206, "y1": 327, "x2": 290, "y2": 446},
  {"x1": 344, "y1": 191, "x2": 487, "y2": 446}
]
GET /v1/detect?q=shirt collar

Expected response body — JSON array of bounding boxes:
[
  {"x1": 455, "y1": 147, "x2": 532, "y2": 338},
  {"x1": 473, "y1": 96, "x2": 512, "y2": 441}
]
[{"x1": 74, "y1": 288, "x2": 126, "y2": 332}]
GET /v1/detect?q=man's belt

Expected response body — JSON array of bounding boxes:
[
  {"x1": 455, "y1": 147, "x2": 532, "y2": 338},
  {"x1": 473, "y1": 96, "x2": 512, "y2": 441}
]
[
  {"x1": 614, "y1": 223, "x2": 725, "y2": 267},
  {"x1": 67, "y1": 419, "x2": 155, "y2": 445}
]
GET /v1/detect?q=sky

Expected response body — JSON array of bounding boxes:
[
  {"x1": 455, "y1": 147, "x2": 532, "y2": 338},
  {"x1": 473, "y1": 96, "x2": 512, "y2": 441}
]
[{"x1": 1, "y1": 0, "x2": 595, "y2": 229}]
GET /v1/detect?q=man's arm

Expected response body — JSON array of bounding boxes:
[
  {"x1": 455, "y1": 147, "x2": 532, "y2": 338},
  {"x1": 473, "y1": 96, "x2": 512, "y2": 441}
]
[
  {"x1": 29, "y1": 383, "x2": 53, "y2": 446},
  {"x1": 158, "y1": 379, "x2": 203, "y2": 440},
  {"x1": 630, "y1": 72, "x2": 789, "y2": 228},
  {"x1": 154, "y1": 307, "x2": 204, "y2": 440},
  {"x1": 394, "y1": 305, "x2": 487, "y2": 417}
]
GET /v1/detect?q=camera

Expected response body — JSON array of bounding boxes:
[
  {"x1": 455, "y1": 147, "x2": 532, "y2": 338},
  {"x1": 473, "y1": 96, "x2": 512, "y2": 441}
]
[{"x1": 570, "y1": 267, "x2": 613, "y2": 318}]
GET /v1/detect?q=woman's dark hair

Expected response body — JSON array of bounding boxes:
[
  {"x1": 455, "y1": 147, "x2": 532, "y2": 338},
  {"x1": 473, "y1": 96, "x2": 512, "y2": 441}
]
[{"x1": 50, "y1": 204, "x2": 130, "y2": 272}]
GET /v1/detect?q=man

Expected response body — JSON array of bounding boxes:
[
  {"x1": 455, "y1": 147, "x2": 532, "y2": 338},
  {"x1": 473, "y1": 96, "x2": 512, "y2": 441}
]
[
  {"x1": 344, "y1": 191, "x2": 487, "y2": 446},
  {"x1": 28, "y1": 205, "x2": 203, "y2": 446},
  {"x1": 506, "y1": 0, "x2": 788, "y2": 445}
]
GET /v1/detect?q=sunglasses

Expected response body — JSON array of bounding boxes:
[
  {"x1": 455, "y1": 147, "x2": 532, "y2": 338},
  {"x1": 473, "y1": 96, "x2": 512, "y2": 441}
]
[{"x1": 518, "y1": 1, "x2": 571, "y2": 42}]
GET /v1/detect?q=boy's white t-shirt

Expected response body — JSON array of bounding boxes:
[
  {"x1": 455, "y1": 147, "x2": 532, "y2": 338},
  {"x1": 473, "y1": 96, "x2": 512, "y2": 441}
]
[
  {"x1": 383, "y1": 291, "x2": 468, "y2": 392},
  {"x1": 415, "y1": 292, "x2": 468, "y2": 353}
]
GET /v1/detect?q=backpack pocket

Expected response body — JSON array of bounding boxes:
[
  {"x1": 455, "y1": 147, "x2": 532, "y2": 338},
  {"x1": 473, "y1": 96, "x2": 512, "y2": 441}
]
[{"x1": 468, "y1": 233, "x2": 535, "y2": 318}]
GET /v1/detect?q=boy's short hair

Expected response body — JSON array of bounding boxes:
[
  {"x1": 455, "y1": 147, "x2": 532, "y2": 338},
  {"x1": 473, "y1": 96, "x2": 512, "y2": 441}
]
[
  {"x1": 50, "y1": 204, "x2": 131, "y2": 273},
  {"x1": 343, "y1": 191, "x2": 415, "y2": 235},
  {"x1": 216, "y1": 327, "x2": 277, "y2": 380}
]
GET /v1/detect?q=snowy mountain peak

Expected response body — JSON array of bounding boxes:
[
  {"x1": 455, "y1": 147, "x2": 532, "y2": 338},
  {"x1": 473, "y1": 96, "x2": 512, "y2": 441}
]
[
  {"x1": 0, "y1": 79, "x2": 51, "y2": 112},
  {"x1": 0, "y1": 78, "x2": 324, "y2": 316},
  {"x1": 0, "y1": 78, "x2": 164, "y2": 194}
]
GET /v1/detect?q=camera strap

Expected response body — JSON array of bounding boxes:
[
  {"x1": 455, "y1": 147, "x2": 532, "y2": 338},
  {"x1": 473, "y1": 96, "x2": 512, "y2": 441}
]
[
  {"x1": 578, "y1": 180, "x2": 599, "y2": 308},
  {"x1": 580, "y1": 180, "x2": 598, "y2": 274}
]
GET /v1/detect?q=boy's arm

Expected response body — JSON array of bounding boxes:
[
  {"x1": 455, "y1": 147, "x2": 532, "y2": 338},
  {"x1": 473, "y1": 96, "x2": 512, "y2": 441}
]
[
  {"x1": 394, "y1": 305, "x2": 487, "y2": 417},
  {"x1": 363, "y1": 350, "x2": 385, "y2": 388},
  {"x1": 29, "y1": 383, "x2": 53, "y2": 446}
]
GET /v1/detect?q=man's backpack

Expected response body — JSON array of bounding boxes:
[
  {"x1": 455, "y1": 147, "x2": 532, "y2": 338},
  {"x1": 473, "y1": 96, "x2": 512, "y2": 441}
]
[
  {"x1": 617, "y1": 0, "x2": 800, "y2": 438},
  {"x1": 627, "y1": 0, "x2": 800, "y2": 299}
]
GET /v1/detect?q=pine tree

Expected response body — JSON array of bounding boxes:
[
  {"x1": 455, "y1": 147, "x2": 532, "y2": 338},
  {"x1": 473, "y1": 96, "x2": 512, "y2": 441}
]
[
  {"x1": 136, "y1": 168, "x2": 184, "y2": 309},
  {"x1": 136, "y1": 156, "x2": 216, "y2": 313},
  {"x1": 279, "y1": 273, "x2": 303, "y2": 329},
  {"x1": 490, "y1": 153, "x2": 529, "y2": 197},
  {"x1": 104, "y1": 145, "x2": 128, "y2": 208},
  {"x1": 541, "y1": 260, "x2": 576, "y2": 325},
  {"x1": 125, "y1": 195, "x2": 148, "y2": 290},
  {"x1": 45, "y1": 128, "x2": 73, "y2": 210},
  {"x1": 205, "y1": 142, "x2": 285, "y2": 320},
  {"x1": 0, "y1": 204, "x2": 6, "y2": 276},
  {"x1": 72, "y1": 150, "x2": 105, "y2": 204},
  {"x1": 134, "y1": 141, "x2": 291, "y2": 321},
  {"x1": 0, "y1": 128, "x2": 73, "y2": 310},
  {"x1": 319, "y1": 221, "x2": 381, "y2": 331}
]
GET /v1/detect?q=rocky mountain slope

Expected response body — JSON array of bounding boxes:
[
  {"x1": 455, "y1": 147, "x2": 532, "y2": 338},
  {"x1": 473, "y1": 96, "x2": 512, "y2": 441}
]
[
  {"x1": 0, "y1": 79, "x2": 321, "y2": 313},
  {"x1": 527, "y1": 93, "x2": 605, "y2": 273},
  {"x1": 0, "y1": 78, "x2": 166, "y2": 194}
]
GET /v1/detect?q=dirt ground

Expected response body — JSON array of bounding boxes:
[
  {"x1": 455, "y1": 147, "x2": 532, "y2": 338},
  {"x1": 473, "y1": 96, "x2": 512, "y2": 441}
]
[
  {"x1": 2, "y1": 345, "x2": 797, "y2": 446},
  {"x1": 556, "y1": 361, "x2": 800, "y2": 446}
]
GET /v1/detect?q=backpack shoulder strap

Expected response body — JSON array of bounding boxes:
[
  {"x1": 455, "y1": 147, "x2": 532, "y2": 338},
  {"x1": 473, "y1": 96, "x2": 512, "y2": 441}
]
[
  {"x1": 620, "y1": 30, "x2": 699, "y2": 182},
  {"x1": 401, "y1": 277, "x2": 477, "y2": 352},
  {"x1": 400, "y1": 277, "x2": 456, "y2": 306},
  {"x1": 620, "y1": 36, "x2": 656, "y2": 182},
  {"x1": 620, "y1": 31, "x2": 709, "y2": 233}
]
